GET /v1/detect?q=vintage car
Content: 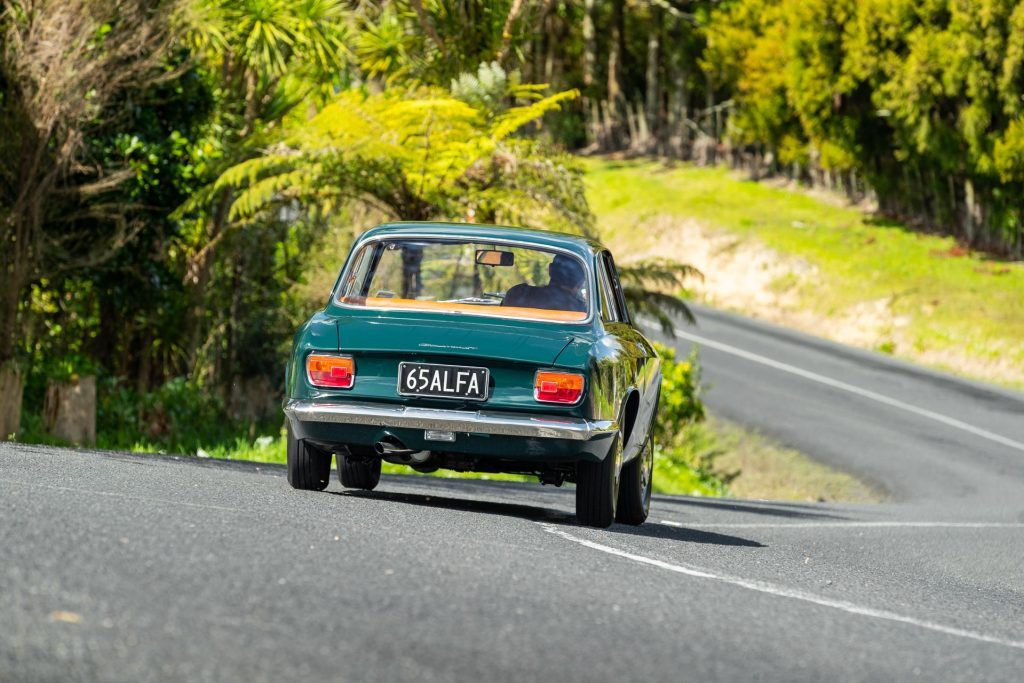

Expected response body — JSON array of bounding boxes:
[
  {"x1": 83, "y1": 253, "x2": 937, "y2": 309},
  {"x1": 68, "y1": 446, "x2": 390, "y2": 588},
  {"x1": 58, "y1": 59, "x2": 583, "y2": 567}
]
[{"x1": 283, "y1": 222, "x2": 661, "y2": 527}]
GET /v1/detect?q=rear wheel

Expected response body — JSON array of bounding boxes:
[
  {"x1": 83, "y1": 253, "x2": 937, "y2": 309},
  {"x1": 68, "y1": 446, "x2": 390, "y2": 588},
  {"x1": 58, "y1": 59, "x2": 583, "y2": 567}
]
[
  {"x1": 616, "y1": 436, "x2": 653, "y2": 525},
  {"x1": 286, "y1": 424, "x2": 332, "y2": 491},
  {"x1": 575, "y1": 435, "x2": 621, "y2": 528},
  {"x1": 339, "y1": 446, "x2": 382, "y2": 490}
]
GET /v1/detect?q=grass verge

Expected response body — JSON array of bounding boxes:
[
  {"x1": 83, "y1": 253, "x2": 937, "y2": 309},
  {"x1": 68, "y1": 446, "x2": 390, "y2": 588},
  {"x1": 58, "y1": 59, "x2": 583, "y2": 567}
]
[
  {"x1": 704, "y1": 416, "x2": 882, "y2": 503},
  {"x1": 585, "y1": 158, "x2": 1024, "y2": 388},
  {"x1": 160, "y1": 418, "x2": 874, "y2": 502},
  {"x1": 189, "y1": 430, "x2": 726, "y2": 495}
]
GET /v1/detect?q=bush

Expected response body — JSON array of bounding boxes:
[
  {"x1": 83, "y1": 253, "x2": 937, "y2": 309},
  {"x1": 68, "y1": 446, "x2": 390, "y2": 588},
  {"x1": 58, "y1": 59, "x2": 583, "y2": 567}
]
[
  {"x1": 96, "y1": 377, "x2": 274, "y2": 454},
  {"x1": 653, "y1": 342, "x2": 704, "y2": 445},
  {"x1": 651, "y1": 342, "x2": 731, "y2": 496}
]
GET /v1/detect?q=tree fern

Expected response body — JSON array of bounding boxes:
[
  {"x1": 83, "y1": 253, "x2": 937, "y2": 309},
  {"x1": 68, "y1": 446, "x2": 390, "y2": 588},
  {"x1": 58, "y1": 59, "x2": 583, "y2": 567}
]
[{"x1": 618, "y1": 259, "x2": 704, "y2": 330}]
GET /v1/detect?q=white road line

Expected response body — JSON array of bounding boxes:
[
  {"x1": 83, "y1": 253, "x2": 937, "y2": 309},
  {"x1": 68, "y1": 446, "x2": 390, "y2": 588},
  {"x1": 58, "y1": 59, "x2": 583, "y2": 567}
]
[
  {"x1": 673, "y1": 328, "x2": 1024, "y2": 454},
  {"x1": 660, "y1": 520, "x2": 1024, "y2": 529},
  {"x1": 538, "y1": 522, "x2": 1024, "y2": 651}
]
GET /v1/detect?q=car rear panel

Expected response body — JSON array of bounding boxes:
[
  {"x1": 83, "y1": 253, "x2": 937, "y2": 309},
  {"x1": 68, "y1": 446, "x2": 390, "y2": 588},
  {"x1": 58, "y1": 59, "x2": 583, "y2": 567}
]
[{"x1": 298, "y1": 311, "x2": 591, "y2": 415}]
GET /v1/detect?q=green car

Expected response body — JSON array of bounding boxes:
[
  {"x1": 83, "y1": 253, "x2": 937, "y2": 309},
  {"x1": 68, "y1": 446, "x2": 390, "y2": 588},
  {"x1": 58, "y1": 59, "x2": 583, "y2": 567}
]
[{"x1": 283, "y1": 222, "x2": 661, "y2": 527}]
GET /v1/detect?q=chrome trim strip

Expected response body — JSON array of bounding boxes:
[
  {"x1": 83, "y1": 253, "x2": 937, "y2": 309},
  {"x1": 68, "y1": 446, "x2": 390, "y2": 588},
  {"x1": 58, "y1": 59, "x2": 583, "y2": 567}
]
[{"x1": 283, "y1": 399, "x2": 615, "y2": 441}]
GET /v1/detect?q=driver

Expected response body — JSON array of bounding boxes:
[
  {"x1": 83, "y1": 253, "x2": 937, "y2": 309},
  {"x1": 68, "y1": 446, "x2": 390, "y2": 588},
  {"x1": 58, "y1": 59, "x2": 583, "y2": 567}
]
[{"x1": 502, "y1": 254, "x2": 587, "y2": 313}]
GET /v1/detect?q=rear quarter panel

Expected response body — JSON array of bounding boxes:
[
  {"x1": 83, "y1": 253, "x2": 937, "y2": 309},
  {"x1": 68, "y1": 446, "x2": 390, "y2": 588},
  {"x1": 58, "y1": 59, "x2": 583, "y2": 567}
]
[{"x1": 562, "y1": 321, "x2": 659, "y2": 462}]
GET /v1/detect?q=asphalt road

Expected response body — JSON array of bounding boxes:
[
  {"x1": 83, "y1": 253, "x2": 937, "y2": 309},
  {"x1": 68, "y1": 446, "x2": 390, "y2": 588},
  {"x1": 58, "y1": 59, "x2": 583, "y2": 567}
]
[{"x1": 3, "y1": 306, "x2": 1024, "y2": 682}]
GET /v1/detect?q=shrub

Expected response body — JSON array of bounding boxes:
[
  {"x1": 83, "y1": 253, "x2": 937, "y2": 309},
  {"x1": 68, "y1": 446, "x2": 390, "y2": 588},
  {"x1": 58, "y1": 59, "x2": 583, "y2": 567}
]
[
  {"x1": 96, "y1": 377, "x2": 268, "y2": 454},
  {"x1": 652, "y1": 342, "x2": 705, "y2": 446},
  {"x1": 651, "y1": 342, "x2": 731, "y2": 496}
]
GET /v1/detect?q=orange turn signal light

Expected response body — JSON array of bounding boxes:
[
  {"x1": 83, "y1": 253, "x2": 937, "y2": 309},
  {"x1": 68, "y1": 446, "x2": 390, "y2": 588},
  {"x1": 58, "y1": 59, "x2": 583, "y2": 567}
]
[
  {"x1": 306, "y1": 354, "x2": 355, "y2": 389},
  {"x1": 534, "y1": 371, "x2": 584, "y2": 405}
]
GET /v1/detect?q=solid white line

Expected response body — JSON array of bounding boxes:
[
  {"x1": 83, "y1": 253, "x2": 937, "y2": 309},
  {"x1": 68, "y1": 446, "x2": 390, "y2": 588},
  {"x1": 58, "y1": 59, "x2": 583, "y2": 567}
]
[
  {"x1": 673, "y1": 328, "x2": 1024, "y2": 454},
  {"x1": 659, "y1": 520, "x2": 1024, "y2": 530},
  {"x1": 538, "y1": 523, "x2": 1024, "y2": 651}
]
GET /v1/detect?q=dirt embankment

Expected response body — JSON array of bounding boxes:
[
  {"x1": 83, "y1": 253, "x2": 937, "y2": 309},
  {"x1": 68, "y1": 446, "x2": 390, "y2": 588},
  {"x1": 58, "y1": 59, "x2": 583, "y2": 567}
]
[{"x1": 619, "y1": 214, "x2": 1024, "y2": 387}]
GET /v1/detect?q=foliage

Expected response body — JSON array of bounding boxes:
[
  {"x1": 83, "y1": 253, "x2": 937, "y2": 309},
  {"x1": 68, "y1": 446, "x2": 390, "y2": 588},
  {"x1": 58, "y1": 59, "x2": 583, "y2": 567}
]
[
  {"x1": 213, "y1": 78, "x2": 585, "y2": 230},
  {"x1": 95, "y1": 377, "x2": 237, "y2": 453},
  {"x1": 353, "y1": 1, "x2": 541, "y2": 85},
  {"x1": 652, "y1": 342, "x2": 705, "y2": 445},
  {"x1": 645, "y1": 341, "x2": 725, "y2": 496},
  {"x1": 587, "y1": 158, "x2": 1024, "y2": 388},
  {"x1": 704, "y1": 0, "x2": 1024, "y2": 253},
  {"x1": 0, "y1": 0, "x2": 178, "y2": 368},
  {"x1": 0, "y1": 0, "x2": 721, "y2": 480},
  {"x1": 619, "y1": 259, "x2": 702, "y2": 330}
]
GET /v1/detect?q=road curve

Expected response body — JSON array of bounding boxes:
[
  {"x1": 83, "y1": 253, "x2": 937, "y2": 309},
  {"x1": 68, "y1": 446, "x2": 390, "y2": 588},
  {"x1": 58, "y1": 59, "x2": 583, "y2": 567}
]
[{"x1": 3, "y1": 306, "x2": 1024, "y2": 682}]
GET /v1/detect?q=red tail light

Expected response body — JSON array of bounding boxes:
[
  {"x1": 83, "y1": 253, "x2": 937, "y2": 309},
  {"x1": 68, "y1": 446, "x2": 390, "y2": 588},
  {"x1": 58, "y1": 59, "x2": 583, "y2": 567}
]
[
  {"x1": 534, "y1": 371, "x2": 584, "y2": 405},
  {"x1": 307, "y1": 354, "x2": 355, "y2": 389}
]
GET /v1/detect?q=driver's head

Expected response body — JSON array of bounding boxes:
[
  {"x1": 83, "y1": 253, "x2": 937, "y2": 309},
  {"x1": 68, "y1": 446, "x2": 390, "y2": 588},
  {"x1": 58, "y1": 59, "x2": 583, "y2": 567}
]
[{"x1": 549, "y1": 254, "x2": 585, "y2": 290}]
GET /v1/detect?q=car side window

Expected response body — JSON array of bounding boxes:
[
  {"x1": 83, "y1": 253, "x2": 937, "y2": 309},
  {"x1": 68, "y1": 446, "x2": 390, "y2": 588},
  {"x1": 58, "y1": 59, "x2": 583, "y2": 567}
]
[
  {"x1": 597, "y1": 258, "x2": 620, "y2": 323},
  {"x1": 601, "y1": 252, "x2": 630, "y2": 324}
]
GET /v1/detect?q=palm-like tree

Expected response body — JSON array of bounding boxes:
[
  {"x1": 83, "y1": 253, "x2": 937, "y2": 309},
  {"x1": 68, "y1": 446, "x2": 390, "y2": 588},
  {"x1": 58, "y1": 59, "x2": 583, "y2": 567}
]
[{"x1": 618, "y1": 259, "x2": 703, "y2": 331}]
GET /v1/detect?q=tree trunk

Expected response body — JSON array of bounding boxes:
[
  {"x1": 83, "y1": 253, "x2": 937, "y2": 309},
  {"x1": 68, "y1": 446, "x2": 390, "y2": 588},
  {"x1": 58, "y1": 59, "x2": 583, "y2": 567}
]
[
  {"x1": 228, "y1": 375, "x2": 279, "y2": 424},
  {"x1": 645, "y1": 4, "x2": 662, "y2": 147},
  {"x1": 607, "y1": 0, "x2": 626, "y2": 147},
  {"x1": 607, "y1": 0, "x2": 625, "y2": 103},
  {"x1": 0, "y1": 274, "x2": 20, "y2": 367},
  {"x1": 705, "y1": 72, "x2": 717, "y2": 164},
  {"x1": 0, "y1": 364, "x2": 24, "y2": 440},
  {"x1": 582, "y1": 0, "x2": 597, "y2": 89},
  {"x1": 666, "y1": 17, "x2": 689, "y2": 159},
  {"x1": 543, "y1": 13, "x2": 556, "y2": 85},
  {"x1": 42, "y1": 376, "x2": 97, "y2": 446},
  {"x1": 626, "y1": 102, "x2": 641, "y2": 149},
  {"x1": 1016, "y1": 212, "x2": 1022, "y2": 259},
  {"x1": 963, "y1": 177, "x2": 979, "y2": 244}
]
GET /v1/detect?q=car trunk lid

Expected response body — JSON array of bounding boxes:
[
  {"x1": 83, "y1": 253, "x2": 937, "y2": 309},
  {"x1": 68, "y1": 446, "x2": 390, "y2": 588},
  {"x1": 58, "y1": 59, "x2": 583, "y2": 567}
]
[{"x1": 336, "y1": 313, "x2": 575, "y2": 366}]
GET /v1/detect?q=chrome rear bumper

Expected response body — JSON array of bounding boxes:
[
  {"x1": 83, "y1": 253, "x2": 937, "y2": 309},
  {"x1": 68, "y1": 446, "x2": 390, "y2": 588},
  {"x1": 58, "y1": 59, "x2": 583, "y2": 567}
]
[{"x1": 283, "y1": 399, "x2": 615, "y2": 441}]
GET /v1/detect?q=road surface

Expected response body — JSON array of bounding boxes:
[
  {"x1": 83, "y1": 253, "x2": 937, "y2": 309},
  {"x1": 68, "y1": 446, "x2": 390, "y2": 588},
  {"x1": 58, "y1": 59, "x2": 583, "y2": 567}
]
[{"x1": 3, "y1": 305, "x2": 1024, "y2": 682}]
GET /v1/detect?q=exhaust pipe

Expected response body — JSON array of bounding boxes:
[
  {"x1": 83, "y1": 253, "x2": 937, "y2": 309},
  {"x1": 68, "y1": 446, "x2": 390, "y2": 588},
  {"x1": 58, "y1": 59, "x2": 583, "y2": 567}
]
[
  {"x1": 374, "y1": 437, "x2": 416, "y2": 457},
  {"x1": 374, "y1": 437, "x2": 431, "y2": 464}
]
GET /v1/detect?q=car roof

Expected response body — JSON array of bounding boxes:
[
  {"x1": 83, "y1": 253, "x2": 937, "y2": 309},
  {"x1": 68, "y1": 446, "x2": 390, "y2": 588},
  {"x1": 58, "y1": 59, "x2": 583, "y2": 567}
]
[{"x1": 359, "y1": 222, "x2": 606, "y2": 258}]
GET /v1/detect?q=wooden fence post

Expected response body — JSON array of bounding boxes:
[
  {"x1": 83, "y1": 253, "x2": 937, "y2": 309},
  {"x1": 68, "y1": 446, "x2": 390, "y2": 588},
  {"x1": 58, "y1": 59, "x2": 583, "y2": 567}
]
[{"x1": 42, "y1": 376, "x2": 97, "y2": 445}]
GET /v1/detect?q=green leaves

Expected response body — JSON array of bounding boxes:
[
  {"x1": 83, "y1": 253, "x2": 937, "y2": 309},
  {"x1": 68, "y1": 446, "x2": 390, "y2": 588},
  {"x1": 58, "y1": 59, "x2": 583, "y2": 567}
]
[
  {"x1": 618, "y1": 259, "x2": 703, "y2": 330},
  {"x1": 213, "y1": 69, "x2": 581, "y2": 227},
  {"x1": 708, "y1": 0, "x2": 1024, "y2": 250}
]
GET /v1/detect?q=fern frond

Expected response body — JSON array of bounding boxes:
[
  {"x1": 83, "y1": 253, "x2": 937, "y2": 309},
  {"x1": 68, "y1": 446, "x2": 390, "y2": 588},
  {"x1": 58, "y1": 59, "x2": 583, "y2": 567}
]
[
  {"x1": 228, "y1": 167, "x2": 315, "y2": 220},
  {"x1": 618, "y1": 259, "x2": 704, "y2": 289},
  {"x1": 213, "y1": 154, "x2": 297, "y2": 192},
  {"x1": 624, "y1": 288, "x2": 697, "y2": 329},
  {"x1": 490, "y1": 89, "x2": 579, "y2": 140}
]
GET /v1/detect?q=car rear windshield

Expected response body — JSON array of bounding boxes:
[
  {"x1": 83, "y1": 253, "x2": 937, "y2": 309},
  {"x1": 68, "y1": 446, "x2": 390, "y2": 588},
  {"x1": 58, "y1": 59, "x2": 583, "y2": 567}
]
[{"x1": 336, "y1": 238, "x2": 591, "y2": 323}]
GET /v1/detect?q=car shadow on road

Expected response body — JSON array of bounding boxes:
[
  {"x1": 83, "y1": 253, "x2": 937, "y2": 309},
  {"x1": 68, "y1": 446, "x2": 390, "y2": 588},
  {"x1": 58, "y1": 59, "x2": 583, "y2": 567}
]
[
  {"x1": 653, "y1": 496, "x2": 850, "y2": 521},
  {"x1": 336, "y1": 489, "x2": 577, "y2": 524},
  {"x1": 336, "y1": 490, "x2": 765, "y2": 548},
  {"x1": 606, "y1": 523, "x2": 765, "y2": 547}
]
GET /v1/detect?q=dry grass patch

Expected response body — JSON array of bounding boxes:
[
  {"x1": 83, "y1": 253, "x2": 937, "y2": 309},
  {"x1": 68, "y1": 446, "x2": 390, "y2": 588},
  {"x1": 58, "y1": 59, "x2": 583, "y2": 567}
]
[{"x1": 708, "y1": 416, "x2": 883, "y2": 503}]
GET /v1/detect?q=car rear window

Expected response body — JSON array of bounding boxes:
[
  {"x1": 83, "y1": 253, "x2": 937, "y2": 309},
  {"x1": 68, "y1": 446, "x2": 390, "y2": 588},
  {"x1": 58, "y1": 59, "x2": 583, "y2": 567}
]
[{"x1": 336, "y1": 238, "x2": 591, "y2": 323}]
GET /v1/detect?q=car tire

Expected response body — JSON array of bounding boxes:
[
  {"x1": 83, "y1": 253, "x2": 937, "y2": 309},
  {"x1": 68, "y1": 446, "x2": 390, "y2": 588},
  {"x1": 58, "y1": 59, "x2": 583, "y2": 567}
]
[
  {"x1": 576, "y1": 435, "x2": 621, "y2": 528},
  {"x1": 339, "y1": 446, "x2": 382, "y2": 490},
  {"x1": 286, "y1": 424, "x2": 332, "y2": 491},
  {"x1": 616, "y1": 436, "x2": 653, "y2": 525}
]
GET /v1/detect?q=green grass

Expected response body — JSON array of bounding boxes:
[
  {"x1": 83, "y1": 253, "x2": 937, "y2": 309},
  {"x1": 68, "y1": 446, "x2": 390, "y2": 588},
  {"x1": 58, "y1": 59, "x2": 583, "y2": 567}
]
[
  {"x1": 706, "y1": 416, "x2": 882, "y2": 503},
  {"x1": 585, "y1": 158, "x2": 1024, "y2": 387},
  {"x1": 194, "y1": 430, "x2": 725, "y2": 495},
  {"x1": 194, "y1": 419, "x2": 867, "y2": 501},
  {"x1": 20, "y1": 415, "x2": 870, "y2": 501}
]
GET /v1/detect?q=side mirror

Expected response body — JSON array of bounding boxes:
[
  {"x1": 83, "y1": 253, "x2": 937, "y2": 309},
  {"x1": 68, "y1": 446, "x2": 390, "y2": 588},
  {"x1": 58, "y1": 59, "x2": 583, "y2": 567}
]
[{"x1": 475, "y1": 249, "x2": 515, "y2": 266}]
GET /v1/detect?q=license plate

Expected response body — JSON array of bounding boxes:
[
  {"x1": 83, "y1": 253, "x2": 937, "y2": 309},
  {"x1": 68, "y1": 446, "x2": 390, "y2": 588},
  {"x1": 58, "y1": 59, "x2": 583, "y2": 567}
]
[{"x1": 398, "y1": 362, "x2": 489, "y2": 401}]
